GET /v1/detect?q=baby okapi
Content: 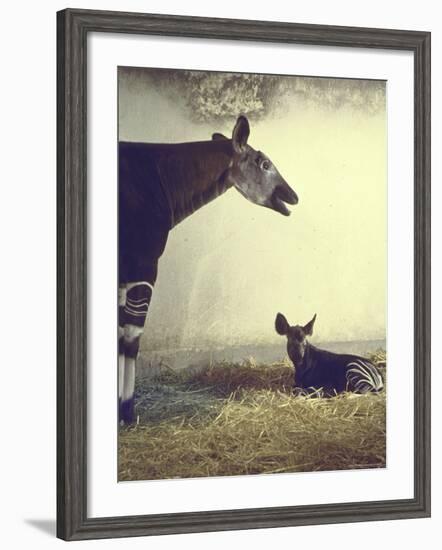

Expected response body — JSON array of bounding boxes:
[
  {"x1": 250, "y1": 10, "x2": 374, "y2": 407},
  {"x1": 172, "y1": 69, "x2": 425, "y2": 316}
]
[{"x1": 275, "y1": 313, "x2": 384, "y2": 395}]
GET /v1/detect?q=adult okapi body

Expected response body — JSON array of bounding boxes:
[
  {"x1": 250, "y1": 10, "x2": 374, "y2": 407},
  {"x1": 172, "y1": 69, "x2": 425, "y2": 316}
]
[
  {"x1": 119, "y1": 116, "x2": 298, "y2": 423},
  {"x1": 275, "y1": 313, "x2": 384, "y2": 395}
]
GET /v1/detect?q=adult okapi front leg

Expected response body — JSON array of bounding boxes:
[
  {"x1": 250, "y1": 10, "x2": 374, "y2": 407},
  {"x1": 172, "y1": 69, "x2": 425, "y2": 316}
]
[{"x1": 119, "y1": 281, "x2": 154, "y2": 424}]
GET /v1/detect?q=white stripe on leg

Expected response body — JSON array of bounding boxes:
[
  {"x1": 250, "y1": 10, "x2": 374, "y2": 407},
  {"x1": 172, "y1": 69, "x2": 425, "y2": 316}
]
[
  {"x1": 126, "y1": 280, "x2": 154, "y2": 293},
  {"x1": 122, "y1": 357, "x2": 136, "y2": 402},
  {"x1": 118, "y1": 285, "x2": 127, "y2": 305},
  {"x1": 118, "y1": 324, "x2": 125, "y2": 399},
  {"x1": 122, "y1": 326, "x2": 143, "y2": 404},
  {"x1": 118, "y1": 353, "x2": 125, "y2": 400}
]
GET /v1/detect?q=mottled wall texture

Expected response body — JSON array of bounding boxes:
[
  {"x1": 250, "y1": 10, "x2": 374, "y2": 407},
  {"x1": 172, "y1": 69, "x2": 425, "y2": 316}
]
[{"x1": 119, "y1": 67, "x2": 386, "y2": 350}]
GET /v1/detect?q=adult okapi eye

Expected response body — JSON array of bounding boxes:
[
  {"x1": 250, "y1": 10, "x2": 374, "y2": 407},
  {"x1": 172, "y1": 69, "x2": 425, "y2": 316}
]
[{"x1": 261, "y1": 160, "x2": 271, "y2": 171}]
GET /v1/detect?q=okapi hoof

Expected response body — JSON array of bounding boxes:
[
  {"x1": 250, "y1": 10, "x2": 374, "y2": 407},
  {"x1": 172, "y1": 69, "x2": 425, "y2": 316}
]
[{"x1": 119, "y1": 397, "x2": 135, "y2": 425}]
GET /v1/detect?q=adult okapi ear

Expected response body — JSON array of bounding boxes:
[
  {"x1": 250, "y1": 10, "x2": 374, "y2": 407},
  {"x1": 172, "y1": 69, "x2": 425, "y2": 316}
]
[
  {"x1": 303, "y1": 314, "x2": 317, "y2": 336},
  {"x1": 275, "y1": 313, "x2": 290, "y2": 336},
  {"x1": 232, "y1": 115, "x2": 250, "y2": 153},
  {"x1": 212, "y1": 133, "x2": 229, "y2": 141}
]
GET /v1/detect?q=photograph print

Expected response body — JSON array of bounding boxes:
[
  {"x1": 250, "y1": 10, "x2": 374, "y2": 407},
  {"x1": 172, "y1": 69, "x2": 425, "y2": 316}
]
[{"x1": 118, "y1": 66, "x2": 386, "y2": 482}]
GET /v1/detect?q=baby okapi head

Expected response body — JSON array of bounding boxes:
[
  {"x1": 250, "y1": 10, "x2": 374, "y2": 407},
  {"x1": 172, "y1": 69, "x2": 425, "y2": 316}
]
[{"x1": 275, "y1": 313, "x2": 317, "y2": 364}]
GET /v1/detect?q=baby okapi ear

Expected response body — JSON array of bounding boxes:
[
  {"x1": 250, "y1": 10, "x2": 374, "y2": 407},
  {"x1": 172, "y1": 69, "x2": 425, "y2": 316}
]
[
  {"x1": 232, "y1": 115, "x2": 250, "y2": 153},
  {"x1": 275, "y1": 313, "x2": 290, "y2": 336},
  {"x1": 212, "y1": 133, "x2": 229, "y2": 141},
  {"x1": 303, "y1": 314, "x2": 317, "y2": 336}
]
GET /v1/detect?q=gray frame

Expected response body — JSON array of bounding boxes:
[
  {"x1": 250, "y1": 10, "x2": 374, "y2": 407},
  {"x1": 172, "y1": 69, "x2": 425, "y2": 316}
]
[{"x1": 57, "y1": 8, "x2": 431, "y2": 541}]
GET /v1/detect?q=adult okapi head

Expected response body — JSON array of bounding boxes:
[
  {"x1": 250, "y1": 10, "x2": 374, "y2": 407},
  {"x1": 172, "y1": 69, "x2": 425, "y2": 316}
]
[
  {"x1": 275, "y1": 313, "x2": 317, "y2": 364},
  {"x1": 213, "y1": 116, "x2": 298, "y2": 216}
]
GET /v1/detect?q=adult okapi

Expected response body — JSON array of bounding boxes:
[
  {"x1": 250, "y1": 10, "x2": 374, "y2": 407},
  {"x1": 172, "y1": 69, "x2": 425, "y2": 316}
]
[
  {"x1": 119, "y1": 115, "x2": 298, "y2": 423},
  {"x1": 275, "y1": 313, "x2": 384, "y2": 395}
]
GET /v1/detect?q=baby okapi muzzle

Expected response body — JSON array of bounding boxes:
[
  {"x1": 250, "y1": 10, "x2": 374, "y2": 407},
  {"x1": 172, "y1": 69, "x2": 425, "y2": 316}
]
[{"x1": 275, "y1": 313, "x2": 384, "y2": 395}]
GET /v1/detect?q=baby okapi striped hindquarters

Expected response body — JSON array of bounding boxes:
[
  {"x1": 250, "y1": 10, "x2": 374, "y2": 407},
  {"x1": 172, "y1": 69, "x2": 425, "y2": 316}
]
[
  {"x1": 118, "y1": 116, "x2": 299, "y2": 424},
  {"x1": 275, "y1": 313, "x2": 384, "y2": 395}
]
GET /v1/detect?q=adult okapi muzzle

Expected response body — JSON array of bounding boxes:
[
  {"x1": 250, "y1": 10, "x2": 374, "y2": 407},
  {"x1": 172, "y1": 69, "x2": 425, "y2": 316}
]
[
  {"x1": 275, "y1": 313, "x2": 384, "y2": 396},
  {"x1": 213, "y1": 116, "x2": 298, "y2": 216}
]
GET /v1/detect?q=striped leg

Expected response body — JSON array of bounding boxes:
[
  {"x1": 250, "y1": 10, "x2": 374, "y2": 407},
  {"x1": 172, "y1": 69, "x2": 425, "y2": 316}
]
[
  {"x1": 119, "y1": 281, "x2": 153, "y2": 424},
  {"x1": 346, "y1": 360, "x2": 384, "y2": 393},
  {"x1": 118, "y1": 285, "x2": 127, "y2": 408}
]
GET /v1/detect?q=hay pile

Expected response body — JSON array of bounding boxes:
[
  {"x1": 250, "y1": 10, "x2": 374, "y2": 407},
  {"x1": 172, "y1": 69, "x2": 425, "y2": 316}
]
[{"x1": 119, "y1": 358, "x2": 386, "y2": 481}]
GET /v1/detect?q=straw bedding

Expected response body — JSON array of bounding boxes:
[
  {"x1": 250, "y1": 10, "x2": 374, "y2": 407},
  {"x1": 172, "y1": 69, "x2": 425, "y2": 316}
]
[{"x1": 118, "y1": 352, "x2": 386, "y2": 481}]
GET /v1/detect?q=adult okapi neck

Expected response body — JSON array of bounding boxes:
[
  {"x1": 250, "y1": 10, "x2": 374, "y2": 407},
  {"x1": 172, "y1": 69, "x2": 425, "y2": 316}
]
[{"x1": 156, "y1": 139, "x2": 235, "y2": 227}]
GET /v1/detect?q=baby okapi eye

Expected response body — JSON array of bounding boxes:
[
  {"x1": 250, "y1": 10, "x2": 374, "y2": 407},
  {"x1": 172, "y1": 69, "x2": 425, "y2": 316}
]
[{"x1": 261, "y1": 160, "x2": 271, "y2": 170}]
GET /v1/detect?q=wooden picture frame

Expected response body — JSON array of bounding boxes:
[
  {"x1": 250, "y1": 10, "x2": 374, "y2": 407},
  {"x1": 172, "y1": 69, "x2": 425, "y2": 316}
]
[{"x1": 57, "y1": 8, "x2": 431, "y2": 541}]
